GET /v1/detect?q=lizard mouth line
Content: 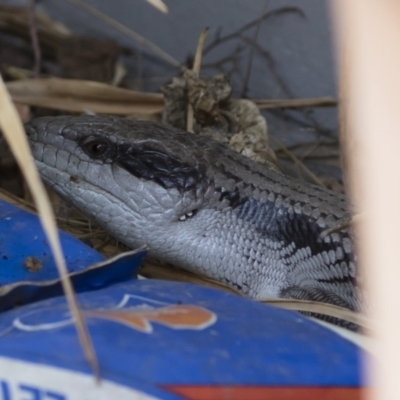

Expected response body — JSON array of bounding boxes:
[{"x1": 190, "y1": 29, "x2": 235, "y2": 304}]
[{"x1": 32, "y1": 159, "x2": 139, "y2": 220}]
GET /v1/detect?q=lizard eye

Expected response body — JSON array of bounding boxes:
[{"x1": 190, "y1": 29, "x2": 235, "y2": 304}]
[{"x1": 81, "y1": 137, "x2": 114, "y2": 159}]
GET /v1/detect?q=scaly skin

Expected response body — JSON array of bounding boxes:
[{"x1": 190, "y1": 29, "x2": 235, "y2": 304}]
[{"x1": 25, "y1": 115, "x2": 363, "y2": 318}]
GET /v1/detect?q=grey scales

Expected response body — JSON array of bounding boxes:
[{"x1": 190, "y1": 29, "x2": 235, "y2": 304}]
[{"x1": 25, "y1": 115, "x2": 364, "y2": 321}]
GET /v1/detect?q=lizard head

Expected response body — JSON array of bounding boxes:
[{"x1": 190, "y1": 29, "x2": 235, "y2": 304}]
[{"x1": 25, "y1": 115, "x2": 244, "y2": 276}]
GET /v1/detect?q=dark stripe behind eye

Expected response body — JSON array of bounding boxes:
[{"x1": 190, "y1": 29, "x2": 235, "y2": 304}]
[{"x1": 116, "y1": 144, "x2": 206, "y2": 192}]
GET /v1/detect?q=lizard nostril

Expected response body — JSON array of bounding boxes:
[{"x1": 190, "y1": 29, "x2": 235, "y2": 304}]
[
  {"x1": 25, "y1": 126, "x2": 32, "y2": 138},
  {"x1": 25, "y1": 125, "x2": 37, "y2": 140}
]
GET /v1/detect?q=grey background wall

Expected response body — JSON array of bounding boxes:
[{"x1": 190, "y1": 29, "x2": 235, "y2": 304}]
[{"x1": 38, "y1": 1, "x2": 337, "y2": 96}]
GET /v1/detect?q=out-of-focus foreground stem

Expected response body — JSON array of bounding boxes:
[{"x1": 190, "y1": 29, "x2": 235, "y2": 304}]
[{"x1": 332, "y1": 1, "x2": 400, "y2": 400}]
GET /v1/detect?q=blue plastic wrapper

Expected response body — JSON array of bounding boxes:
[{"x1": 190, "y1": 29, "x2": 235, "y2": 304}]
[
  {"x1": 0, "y1": 199, "x2": 146, "y2": 312},
  {"x1": 0, "y1": 279, "x2": 363, "y2": 399},
  {"x1": 0, "y1": 199, "x2": 105, "y2": 284},
  {"x1": 0, "y1": 198, "x2": 363, "y2": 399}
]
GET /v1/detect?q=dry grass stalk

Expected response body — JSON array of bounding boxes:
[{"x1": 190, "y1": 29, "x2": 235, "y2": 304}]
[
  {"x1": 270, "y1": 135, "x2": 326, "y2": 187},
  {"x1": 0, "y1": 187, "x2": 37, "y2": 214},
  {"x1": 67, "y1": 0, "x2": 180, "y2": 67},
  {"x1": 254, "y1": 96, "x2": 337, "y2": 109},
  {"x1": 260, "y1": 298, "x2": 372, "y2": 331},
  {"x1": 6, "y1": 78, "x2": 164, "y2": 115},
  {"x1": 0, "y1": 76, "x2": 99, "y2": 380},
  {"x1": 186, "y1": 28, "x2": 209, "y2": 133},
  {"x1": 0, "y1": 4, "x2": 72, "y2": 43},
  {"x1": 145, "y1": 0, "x2": 168, "y2": 14},
  {"x1": 139, "y1": 260, "x2": 241, "y2": 295}
]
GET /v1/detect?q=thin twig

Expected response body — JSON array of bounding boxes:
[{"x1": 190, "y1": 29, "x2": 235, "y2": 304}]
[
  {"x1": 320, "y1": 212, "x2": 366, "y2": 238},
  {"x1": 203, "y1": 7, "x2": 304, "y2": 56},
  {"x1": 134, "y1": 45, "x2": 143, "y2": 91},
  {"x1": 270, "y1": 135, "x2": 326, "y2": 187},
  {"x1": 273, "y1": 139, "x2": 339, "y2": 154},
  {"x1": 202, "y1": 8, "x2": 303, "y2": 99},
  {"x1": 259, "y1": 298, "x2": 372, "y2": 331},
  {"x1": 240, "y1": 35, "x2": 293, "y2": 98},
  {"x1": 27, "y1": 0, "x2": 41, "y2": 77},
  {"x1": 254, "y1": 96, "x2": 337, "y2": 109},
  {"x1": 186, "y1": 28, "x2": 209, "y2": 133},
  {"x1": 240, "y1": 34, "x2": 336, "y2": 138},
  {"x1": 202, "y1": 45, "x2": 245, "y2": 71},
  {"x1": 267, "y1": 108, "x2": 336, "y2": 137},
  {"x1": 241, "y1": 0, "x2": 270, "y2": 97}
]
